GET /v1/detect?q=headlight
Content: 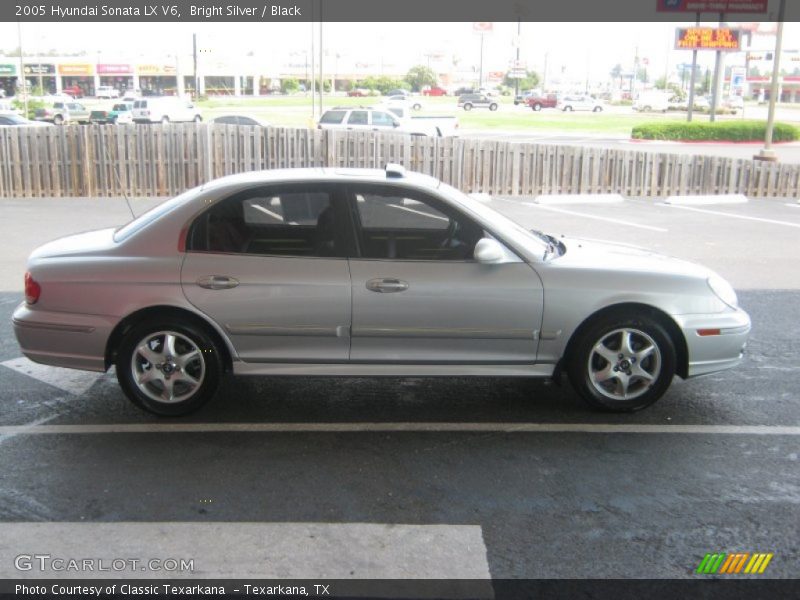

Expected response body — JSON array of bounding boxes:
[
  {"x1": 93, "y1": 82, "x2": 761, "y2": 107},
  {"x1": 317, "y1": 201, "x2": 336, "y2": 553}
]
[{"x1": 707, "y1": 276, "x2": 738, "y2": 308}]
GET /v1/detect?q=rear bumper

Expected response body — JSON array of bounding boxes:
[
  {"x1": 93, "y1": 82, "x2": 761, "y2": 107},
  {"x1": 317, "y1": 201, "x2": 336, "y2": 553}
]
[
  {"x1": 12, "y1": 303, "x2": 116, "y2": 372},
  {"x1": 673, "y1": 307, "x2": 751, "y2": 378}
]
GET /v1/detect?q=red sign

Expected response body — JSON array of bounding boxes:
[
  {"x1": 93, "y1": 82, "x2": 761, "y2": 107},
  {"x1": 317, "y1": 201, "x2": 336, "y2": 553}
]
[
  {"x1": 657, "y1": 0, "x2": 767, "y2": 13},
  {"x1": 675, "y1": 27, "x2": 742, "y2": 51},
  {"x1": 473, "y1": 22, "x2": 493, "y2": 34},
  {"x1": 97, "y1": 64, "x2": 133, "y2": 75}
]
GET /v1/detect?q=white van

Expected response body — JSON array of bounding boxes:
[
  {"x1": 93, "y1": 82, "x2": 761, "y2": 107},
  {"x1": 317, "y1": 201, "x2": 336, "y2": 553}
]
[
  {"x1": 633, "y1": 91, "x2": 670, "y2": 113},
  {"x1": 132, "y1": 97, "x2": 202, "y2": 124},
  {"x1": 96, "y1": 86, "x2": 120, "y2": 99}
]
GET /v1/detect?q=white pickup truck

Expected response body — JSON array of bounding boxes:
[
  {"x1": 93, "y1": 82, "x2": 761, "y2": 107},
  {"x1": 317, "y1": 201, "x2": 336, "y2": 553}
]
[{"x1": 318, "y1": 106, "x2": 458, "y2": 138}]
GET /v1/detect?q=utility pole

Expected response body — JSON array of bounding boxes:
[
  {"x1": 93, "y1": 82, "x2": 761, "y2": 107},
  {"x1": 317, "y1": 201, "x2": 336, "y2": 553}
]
[
  {"x1": 318, "y1": 2, "x2": 323, "y2": 115},
  {"x1": 192, "y1": 33, "x2": 198, "y2": 99},
  {"x1": 478, "y1": 33, "x2": 484, "y2": 88},
  {"x1": 756, "y1": 0, "x2": 786, "y2": 161},
  {"x1": 709, "y1": 12, "x2": 725, "y2": 123},
  {"x1": 687, "y1": 12, "x2": 700, "y2": 122},
  {"x1": 514, "y1": 20, "x2": 521, "y2": 97},
  {"x1": 310, "y1": 17, "x2": 316, "y2": 120},
  {"x1": 542, "y1": 52, "x2": 548, "y2": 91},
  {"x1": 16, "y1": 21, "x2": 28, "y2": 116}
]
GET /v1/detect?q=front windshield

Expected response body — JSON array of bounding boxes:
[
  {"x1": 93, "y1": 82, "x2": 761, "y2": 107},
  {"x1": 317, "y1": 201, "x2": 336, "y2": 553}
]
[
  {"x1": 438, "y1": 183, "x2": 550, "y2": 260},
  {"x1": 113, "y1": 186, "x2": 202, "y2": 242}
]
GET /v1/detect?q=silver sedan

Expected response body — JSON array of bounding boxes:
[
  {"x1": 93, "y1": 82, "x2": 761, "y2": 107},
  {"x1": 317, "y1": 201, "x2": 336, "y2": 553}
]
[{"x1": 12, "y1": 165, "x2": 751, "y2": 415}]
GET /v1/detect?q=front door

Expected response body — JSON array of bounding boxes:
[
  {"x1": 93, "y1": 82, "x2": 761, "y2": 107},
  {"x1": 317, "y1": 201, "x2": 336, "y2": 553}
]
[
  {"x1": 346, "y1": 184, "x2": 544, "y2": 364},
  {"x1": 181, "y1": 183, "x2": 354, "y2": 363}
]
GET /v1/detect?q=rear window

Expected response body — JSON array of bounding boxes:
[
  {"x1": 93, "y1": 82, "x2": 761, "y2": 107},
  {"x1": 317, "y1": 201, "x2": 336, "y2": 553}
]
[
  {"x1": 133, "y1": 100, "x2": 147, "y2": 109},
  {"x1": 320, "y1": 110, "x2": 346, "y2": 124},
  {"x1": 112, "y1": 104, "x2": 129, "y2": 111}
]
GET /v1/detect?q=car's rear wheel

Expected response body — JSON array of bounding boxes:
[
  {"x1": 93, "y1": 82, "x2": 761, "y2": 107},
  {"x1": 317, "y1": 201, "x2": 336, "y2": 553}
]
[
  {"x1": 567, "y1": 314, "x2": 676, "y2": 412},
  {"x1": 53, "y1": 115, "x2": 64, "y2": 125},
  {"x1": 116, "y1": 319, "x2": 222, "y2": 416},
  {"x1": 463, "y1": 103, "x2": 473, "y2": 111},
  {"x1": 564, "y1": 106, "x2": 573, "y2": 112},
  {"x1": 531, "y1": 103, "x2": 542, "y2": 111},
  {"x1": 593, "y1": 106, "x2": 603, "y2": 113},
  {"x1": 412, "y1": 103, "x2": 421, "y2": 111},
  {"x1": 489, "y1": 103, "x2": 498, "y2": 111},
  {"x1": 194, "y1": 115, "x2": 202, "y2": 123},
  {"x1": 161, "y1": 116, "x2": 170, "y2": 124}
]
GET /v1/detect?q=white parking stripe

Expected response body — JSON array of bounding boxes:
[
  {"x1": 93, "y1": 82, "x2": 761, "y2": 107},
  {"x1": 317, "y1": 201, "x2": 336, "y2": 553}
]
[
  {"x1": 663, "y1": 203, "x2": 800, "y2": 228},
  {"x1": 522, "y1": 203, "x2": 668, "y2": 232},
  {"x1": 0, "y1": 522, "x2": 493, "y2": 583},
  {"x1": 1, "y1": 423, "x2": 798, "y2": 435},
  {"x1": 1, "y1": 357, "x2": 103, "y2": 395}
]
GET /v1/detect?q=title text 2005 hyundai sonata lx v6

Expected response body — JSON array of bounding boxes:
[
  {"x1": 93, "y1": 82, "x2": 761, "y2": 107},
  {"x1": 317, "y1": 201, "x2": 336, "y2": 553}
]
[{"x1": 12, "y1": 165, "x2": 750, "y2": 415}]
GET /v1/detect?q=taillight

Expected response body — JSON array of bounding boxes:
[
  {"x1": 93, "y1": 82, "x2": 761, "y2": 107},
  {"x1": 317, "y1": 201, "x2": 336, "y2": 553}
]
[{"x1": 24, "y1": 272, "x2": 41, "y2": 304}]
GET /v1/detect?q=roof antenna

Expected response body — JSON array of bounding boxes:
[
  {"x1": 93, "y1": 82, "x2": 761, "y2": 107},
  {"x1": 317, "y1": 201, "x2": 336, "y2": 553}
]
[{"x1": 100, "y1": 127, "x2": 136, "y2": 220}]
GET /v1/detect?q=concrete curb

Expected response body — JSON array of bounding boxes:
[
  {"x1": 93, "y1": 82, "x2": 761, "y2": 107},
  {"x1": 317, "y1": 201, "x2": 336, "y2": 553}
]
[
  {"x1": 664, "y1": 194, "x2": 749, "y2": 206},
  {"x1": 534, "y1": 193, "x2": 624, "y2": 205}
]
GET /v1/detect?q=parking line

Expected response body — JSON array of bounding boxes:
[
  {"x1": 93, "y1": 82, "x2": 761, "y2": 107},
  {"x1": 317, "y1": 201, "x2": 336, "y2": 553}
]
[
  {"x1": 0, "y1": 522, "x2": 492, "y2": 583},
  {"x1": 663, "y1": 203, "x2": 800, "y2": 229},
  {"x1": 523, "y1": 203, "x2": 668, "y2": 232},
  {"x1": 0, "y1": 423, "x2": 798, "y2": 435}
]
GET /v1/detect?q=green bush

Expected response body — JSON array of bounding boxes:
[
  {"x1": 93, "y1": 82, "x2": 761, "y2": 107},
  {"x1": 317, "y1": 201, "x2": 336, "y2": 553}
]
[{"x1": 631, "y1": 120, "x2": 799, "y2": 142}]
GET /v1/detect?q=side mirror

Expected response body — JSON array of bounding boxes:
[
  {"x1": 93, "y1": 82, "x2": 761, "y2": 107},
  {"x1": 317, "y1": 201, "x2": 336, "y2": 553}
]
[
  {"x1": 393, "y1": 121, "x2": 400, "y2": 127},
  {"x1": 474, "y1": 238, "x2": 505, "y2": 264}
]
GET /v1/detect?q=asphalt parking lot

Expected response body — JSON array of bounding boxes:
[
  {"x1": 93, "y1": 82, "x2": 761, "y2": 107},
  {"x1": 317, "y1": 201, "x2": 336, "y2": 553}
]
[{"x1": 0, "y1": 192, "x2": 798, "y2": 585}]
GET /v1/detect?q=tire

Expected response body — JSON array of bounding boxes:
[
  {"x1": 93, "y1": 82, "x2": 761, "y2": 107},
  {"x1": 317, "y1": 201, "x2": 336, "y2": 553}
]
[
  {"x1": 531, "y1": 103, "x2": 542, "y2": 111},
  {"x1": 564, "y1": 106, "x2": 573, "y2": 112},
  {"x1": 643, "y1": 105, "x2": 651, "y2": 112},
  {"x1": 194, "y1": 115, "x2": 203, "y2": 123},
  {"x1": 412, "y1": 103, "x2": 421, "y2": 111},
  {"x1": 489, "y1": 103, "x2": 498, "y2": 111},
  {"x1": 161, "y1": 116, "x2": 170, "y2": 124},
  {"x1": 566, "y1": 313, "x2": 676, "y2": 412},
  {"x1": 463, "y1": 103, "x2": 473, "y2": 111},
  {"x1": 53, "y1": 115, "x2": 64, "y2": 125},
  {"x1": 593, "y1": 106, "x2": 603, "y2": 113},
  {"x1": 116, "y1": 318, "x2": 223, "y2": 416}
]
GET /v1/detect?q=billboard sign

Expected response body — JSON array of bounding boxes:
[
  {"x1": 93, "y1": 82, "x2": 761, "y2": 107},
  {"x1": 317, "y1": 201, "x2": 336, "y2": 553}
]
[{"x1": 675, "y1": 27, "x2": 742, "y2": 51}]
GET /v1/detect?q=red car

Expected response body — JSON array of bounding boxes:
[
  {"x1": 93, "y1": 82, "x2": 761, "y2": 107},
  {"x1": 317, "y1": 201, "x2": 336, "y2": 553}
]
[
  {"x1": 347, "y1": 88, "x2": 370, "y2": 97},
  {"x1": 526, "y1": 93, "x2": 558, "y2": 111},
  {"x1": 422, "y1": 86, "x2": 447, "y2": 97},
  {"x1": 62, "y1": 85, "x2": 83, "y2": 99}
]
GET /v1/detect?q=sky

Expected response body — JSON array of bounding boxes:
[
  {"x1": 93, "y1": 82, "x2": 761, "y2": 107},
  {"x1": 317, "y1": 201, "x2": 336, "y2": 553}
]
[{"x1": 1, "y1": 21, "x2": 797, "y2": 82}]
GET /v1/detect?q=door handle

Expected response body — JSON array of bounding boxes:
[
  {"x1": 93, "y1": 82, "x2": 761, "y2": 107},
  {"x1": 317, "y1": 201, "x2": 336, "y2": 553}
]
[
  {"x1": 366, "y1": 278, "x2": 409, "y2": 293},
  {"x1": 197, "y1": 275, "x2": 239, "y2": 290}
]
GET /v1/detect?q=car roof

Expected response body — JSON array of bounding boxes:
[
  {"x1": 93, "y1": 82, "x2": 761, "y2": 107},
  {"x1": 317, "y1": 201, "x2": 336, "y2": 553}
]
[{"x1": 200, "y1": 167, "x2": 440, "y2": 192}]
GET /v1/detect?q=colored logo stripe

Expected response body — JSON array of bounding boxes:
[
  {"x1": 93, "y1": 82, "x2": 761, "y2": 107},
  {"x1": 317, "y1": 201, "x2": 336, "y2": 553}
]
[{"x1": 697, "y1": 552, "x2": 773, "y2": 574}]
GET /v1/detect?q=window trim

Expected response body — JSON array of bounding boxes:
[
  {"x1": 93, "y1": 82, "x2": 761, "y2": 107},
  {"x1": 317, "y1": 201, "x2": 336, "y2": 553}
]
[
  {"x1": 184, "y1": 182, "x2": 357, "y2": 259},
  {"x1": 343, "y1": 183, "x2": 488, "y2": 264}
]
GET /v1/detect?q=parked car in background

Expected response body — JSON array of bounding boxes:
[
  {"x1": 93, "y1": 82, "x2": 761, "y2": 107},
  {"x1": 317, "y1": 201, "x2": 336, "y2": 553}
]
[
  {"x1": 132, "y1": 97, "x2": 202, "y2": 124},
  {"x1": 90, "y1": 103, "x2": 133, "y2": 124},
  {"x1": 422, "y1": 86, "x2": 447, "y2": 96},
  {"x1": 34, "y1": 101, "x2": 91, "y2": 125},
  {"x1": 96, "y1": 86, "x2": 120, "y2": 99},
  {"x1": 62, "y1": 85, "x2": 83, "y2": 98},
  {"x1": 514, "y1": 90, "x2": 536, "y2": 105},
  {"x1": 457, "y1": 94, "x2": 498, "y2": 111},
  {"x1": 557, "y1": 95, "x2": 604, "y2": 112},
  {"x1": 526, "y1": 93, "x2": 559, "y2": 111},
  {"x1": 12, "y1": 165, "x2": 750, "y2": 416},
  {"x1": 210, "y1": 115, "x2": 270, "y2": 127},
  {"x1": 722, "y1": 96, "x2": 744, "y2": 111},
  {"x1": 0, "y1": 112, "x2": 51, "y2": 127},
  {"x1": 383, "y1": 105, "x2": 458, "y2": 137},
  {"x1": 318, "y1": 106, "x2": 452, "y2": 137},
  {"x1": 347, "y1": 88, "x2": 370, "y2": 97},
  {"x1": 121, "y1": 90, "x2": 141, "y2": 103},
  {"x1": 385, "y1": 89, "x2": 409, "y2": 97},
  {"x1": 384, "y1": 95, "x2": 422, "y2": 111},
  {"x1": 633, "y1": 91, "x2": 670, "y2": 113}
]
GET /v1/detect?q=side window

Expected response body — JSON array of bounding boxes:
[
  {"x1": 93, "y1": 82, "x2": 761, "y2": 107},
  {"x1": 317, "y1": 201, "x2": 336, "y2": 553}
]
[
  {"x1": 352, "y1": 187, "x2": 485, "y2": 261},
  {"x1": 347, "y1": 110, "x2": 368, "y2": 125},
  {"x1": 188, "y1": 187, "x2": 348, "y2": 258},
  {"x1": 371, "y1": 111, "x2": 396, "y2": 127},
  {"x1": 320, "y1": 110, "x2": 346, "y2": 124}
]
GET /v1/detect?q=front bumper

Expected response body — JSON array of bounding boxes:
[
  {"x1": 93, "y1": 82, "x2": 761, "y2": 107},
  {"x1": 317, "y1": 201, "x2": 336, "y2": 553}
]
[
  {"x1": 12, "y1": 303, "x2": 117, "y2": 372},
  {"x1": 673, "y1": 307, "x2": 751, "y2": 378}
]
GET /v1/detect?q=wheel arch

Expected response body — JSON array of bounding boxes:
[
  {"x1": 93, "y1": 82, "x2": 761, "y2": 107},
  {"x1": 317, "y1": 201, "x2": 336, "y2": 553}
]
[
  {"x1": 105, "y1": 305, "x2": 234, "y2": 373},
  {"x1": 556, "y1": 302, "x2": 689, "y2": 381}
]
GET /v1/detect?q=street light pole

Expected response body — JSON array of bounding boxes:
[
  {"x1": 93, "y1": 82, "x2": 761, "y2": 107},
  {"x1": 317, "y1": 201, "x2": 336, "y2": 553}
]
[
  {"x1": 756, "y1": 0, "x2": 786, "y2": 161},
  {"x1": 16, "y1": 21, "x2": 28, "y2": 116},
  {"x1": 514, "y1": 20, "x2": 520, "y2": 97},
  {"x1": 478, "y1": 33, "x2": 484, "y2": 88}
]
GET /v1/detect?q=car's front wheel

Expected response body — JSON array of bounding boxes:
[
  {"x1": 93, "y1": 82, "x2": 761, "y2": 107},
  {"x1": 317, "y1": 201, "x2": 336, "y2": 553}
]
[
  {"x1": 489, "y1": 103, "x2": 498, "y2": 111},
  {"x1": 116, "y1": 319, "x2": 222, "y2": 416},
  {"x1": 463, "y1": 103, "x2": 473, "y2": 111},
  {"x1": 531, "y1": 103, "x2": 542, "y2": 111},
  {"x1": 567, "y1": 314, "x2": 676, "y2": 412}
]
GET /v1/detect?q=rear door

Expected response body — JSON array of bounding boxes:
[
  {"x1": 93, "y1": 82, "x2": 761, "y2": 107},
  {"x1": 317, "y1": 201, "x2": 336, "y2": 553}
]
[{"x1": 181, "y1": 183, "x2": 355, "y2": 362}]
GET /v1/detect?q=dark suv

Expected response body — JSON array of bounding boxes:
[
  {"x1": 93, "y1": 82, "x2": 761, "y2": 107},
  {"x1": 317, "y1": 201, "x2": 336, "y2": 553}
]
[{"x1": 457, "y1": 94, "x2": 498, "y2": 111}]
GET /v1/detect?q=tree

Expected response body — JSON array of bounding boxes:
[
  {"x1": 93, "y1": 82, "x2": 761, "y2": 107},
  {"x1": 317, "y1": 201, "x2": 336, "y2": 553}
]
[
  {"x1": 281, "y1": 78, "x2": 299, "y2": 94},
  {"x1": 610, "y1": 63, "x2": 624, "y2": 88},
  {"x1": 503, "y1": 70, "x2": 540, "y2": 91},
  {"x1": 405, "y1": 65, "x2": 437, "y2": 92},
  {"x1": 654, "y1": 76, "x2": 668, "y2": 90},
  {"x1": 358, "y1": 76, "x2": 407, "y2": 95}
]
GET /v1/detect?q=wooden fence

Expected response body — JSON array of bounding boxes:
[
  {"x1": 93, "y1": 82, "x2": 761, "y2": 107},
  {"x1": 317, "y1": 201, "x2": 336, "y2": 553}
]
[{"x1": 1, "y1": 123, "x2": 798, "y2": 198}]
